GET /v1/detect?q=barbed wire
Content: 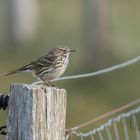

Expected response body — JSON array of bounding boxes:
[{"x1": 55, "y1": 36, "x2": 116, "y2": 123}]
[
  {"x1": 65, "y1": 98, "x2": 140, "y2": 133},
  {"x1": 33, "y1": 55, "x2": 140, "y2": 84},
  {"x1": 65, "y1": 105, "x2": 140, "y2": 140}
]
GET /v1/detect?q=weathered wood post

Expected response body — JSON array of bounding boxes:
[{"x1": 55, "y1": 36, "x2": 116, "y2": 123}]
[{"x1": 7, "y1": 83, "x2": 67, "y2": 140}]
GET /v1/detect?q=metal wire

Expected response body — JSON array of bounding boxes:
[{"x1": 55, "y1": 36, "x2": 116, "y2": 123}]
[
  {"x1": 33, "y1": 55, "x2": 140, "y2": 85},
  {"x1": 55, "y1": 55, "x2": 140, "y2": 81},
  {"x1": 98, "y1": 131, "x2": 104, "y2": 140},
  {"x1": 65, "y1": 106, "x2": 140, "y2": 139},
  {"x1": 122, "y1": 118, "x2": 129, "y2": 140},
  {"x1": 132, "y1": 114, "x2": 140, "y2": 140},
  {"x1": 105, "y1": 127, "x2": 112, "y2": 140},
  {"x1": 67, "y1": 98, "x2": 140, "y2": 132},
  {"x1": 113, "y1": 122, "x2": 120, "y2": 140},
  {"x1": 90, "y1": 134, "x2": 95, "y2": 140}
]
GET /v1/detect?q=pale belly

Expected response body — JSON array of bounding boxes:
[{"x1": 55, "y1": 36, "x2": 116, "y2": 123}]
[
  {"x1": 43, "y1": 64, "x2": 68, "y2": 81},
  {"x1": 33, "y1": 54, "x2": 70, "y2": 81}
]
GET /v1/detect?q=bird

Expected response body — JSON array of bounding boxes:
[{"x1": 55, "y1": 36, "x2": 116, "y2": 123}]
[{"x1": 2, "y1": 45, "x2": 76, "y2": 86}]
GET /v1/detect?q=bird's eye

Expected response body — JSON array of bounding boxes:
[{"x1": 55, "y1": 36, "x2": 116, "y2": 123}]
[
  {"x1": 63, "y1": 50, "x2": 67, "y2": 54},
  {"x1": 61, "y1": 49, "x2": 66, "y2": 53}
]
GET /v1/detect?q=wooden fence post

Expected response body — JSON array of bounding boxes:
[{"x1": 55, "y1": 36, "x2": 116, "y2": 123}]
[{"x1": 7, "y1": 83, "x2": 67, "y2": 140}]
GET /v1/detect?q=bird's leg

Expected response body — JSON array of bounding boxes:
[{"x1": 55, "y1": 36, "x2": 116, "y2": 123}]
[
  {"x1": 40, "y1": 78, "x2": 55, "y2": 87},
  {"x1": 43, "y1": 81, "x2": 55, "y2": 87},
  {"x1": 47, "y1": 81, "x2": 56, "y2": 87},
  {"x1": 32, "y1": 79, "x2": 50, "y2": 86},
  {"x1": 32, "y1": 80, "x2": 55, "y2": 87}
]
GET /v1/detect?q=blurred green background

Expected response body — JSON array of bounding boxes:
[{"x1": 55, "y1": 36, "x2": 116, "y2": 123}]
[{"x1": 0, "y1": 0, "x2": 140, "y2": 139}]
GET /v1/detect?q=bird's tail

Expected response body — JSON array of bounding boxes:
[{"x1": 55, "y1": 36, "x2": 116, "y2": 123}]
[
  {"x1": 1, "y1": 69, "x2": 20, "y2": 77},
  {"x1": 0, "y1": 64, "x2": 31, "y2": 77},
  {"x1": 0, "y1": 64, "x2": 32, "y2": 77}
]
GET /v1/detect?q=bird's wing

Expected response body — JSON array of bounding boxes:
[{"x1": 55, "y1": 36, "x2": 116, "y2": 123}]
[
  {"x1": 32, "y1": 50, "x2": 60, "y2": 67},
  {"x1": 2, "y1": 49, "x2": 59, "y2": 76}
]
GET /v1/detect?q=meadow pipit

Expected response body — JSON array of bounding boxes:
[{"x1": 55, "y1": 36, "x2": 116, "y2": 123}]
[{"x1": 2, "y1": 45, "x2": 75, "y2": 86}]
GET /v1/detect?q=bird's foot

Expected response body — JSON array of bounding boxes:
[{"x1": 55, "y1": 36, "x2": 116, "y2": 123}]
[
  {"x1": 43, "y1": 81, "x2": 56, "y2": 87},
  {"x1": 32, "y1": 80, "x2": 56, "y2": 88}
]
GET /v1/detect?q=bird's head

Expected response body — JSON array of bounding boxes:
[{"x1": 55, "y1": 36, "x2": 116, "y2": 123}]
[{"x1": 58, "y1": 45, "x2": 76, "y2": 55}]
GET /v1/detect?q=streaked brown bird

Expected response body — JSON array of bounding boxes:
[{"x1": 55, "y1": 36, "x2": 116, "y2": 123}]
[{"x1": 2, "y1": 45, "x2": 75, "y2": 86}]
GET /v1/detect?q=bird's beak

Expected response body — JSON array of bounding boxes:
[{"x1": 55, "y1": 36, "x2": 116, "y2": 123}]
[{"x1": 70, "y1": 49, "x2": 76, "y2": 52}]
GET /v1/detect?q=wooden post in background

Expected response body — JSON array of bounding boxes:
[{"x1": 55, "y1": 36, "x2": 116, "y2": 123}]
[
  {"x1": 7, "y1": 84, "x2": 67, "y2": 140},
  {"x1": 8, "y1": 0, "x2": 39, "y2": 43}
]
